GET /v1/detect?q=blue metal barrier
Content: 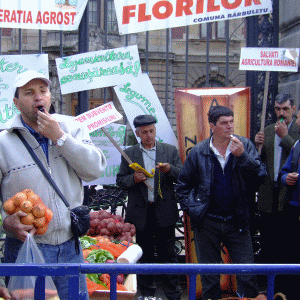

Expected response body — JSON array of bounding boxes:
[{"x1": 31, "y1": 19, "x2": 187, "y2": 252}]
[{"x1": 0, "y1": 263, "x2": 299, "y2": 300}]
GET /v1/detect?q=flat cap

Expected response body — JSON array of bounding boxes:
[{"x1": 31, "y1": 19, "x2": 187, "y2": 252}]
[{"x1": 133, "y1": 115, "x2": 157, "y2": 128}]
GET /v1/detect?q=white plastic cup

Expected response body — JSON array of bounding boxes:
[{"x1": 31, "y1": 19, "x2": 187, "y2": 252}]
[{"x1": 117, "y1": 244, "x2": 143, "y2": 264}]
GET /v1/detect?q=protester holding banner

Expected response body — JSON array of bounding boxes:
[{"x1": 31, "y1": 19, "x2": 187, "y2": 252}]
[
  {"x1": 0, "y1": 70, "x2": 106, "y2": 299},
  {"x1": 255, "y1": 93, "x2": 300, "y2": 295},
  {"x1": 176, "y1": 106, "x2": 267, "y2": 300},
  {"x1": 116, "y1": 115, "x2": 182, "y2": 300}
]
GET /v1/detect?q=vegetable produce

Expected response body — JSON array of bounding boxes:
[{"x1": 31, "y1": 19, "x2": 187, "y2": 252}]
[
  {"x1": 80, "y1": 235, "x2": 134, "y2": 294},
  {"x1": 87, "y1": 210, "x2": 136, "y2": 242},
  {"x1": 3, "y1": 189, "x2": 53, "y2": 235}
]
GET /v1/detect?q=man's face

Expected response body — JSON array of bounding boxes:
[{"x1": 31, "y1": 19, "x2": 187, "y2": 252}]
[
  {"x1": 210, "y1": 115, "x2": 234, "y2": 140},
  {"x1": 274, "y1": 100, "x2": 295, "y2": 125},
  {"x1": 13, "y1": 79, "x2": 51, "y2": 127},
  {"x1": 136, "y1": 124, "x2": 156, "y2": 149}
]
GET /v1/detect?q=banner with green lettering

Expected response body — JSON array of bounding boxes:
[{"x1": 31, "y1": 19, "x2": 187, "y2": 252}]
[
  {"x1": 0, "y1": 54, "x2": 49, "y2": 129},
  {"x1": 114, "y1": 73, "x2": 178, "y2": 147},
  {"x1": 83, "y1": 122, "x2": 127, "y2": 186},
  {"x1": 55, "y1": 45, "x2": 141, "y2": 94}
]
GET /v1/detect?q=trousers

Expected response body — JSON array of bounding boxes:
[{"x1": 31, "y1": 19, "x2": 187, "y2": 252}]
[{"x1": 193, "y1": 216, "x2": 259, "y2": 300}]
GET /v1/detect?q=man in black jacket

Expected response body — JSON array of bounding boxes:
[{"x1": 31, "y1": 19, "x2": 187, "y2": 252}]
[
  {"x1": 176, "y1": 106, "x2": 267, "y2": 300},
  {"x1": 116, "y1": 115, "x2": 182, "y2": 300}
]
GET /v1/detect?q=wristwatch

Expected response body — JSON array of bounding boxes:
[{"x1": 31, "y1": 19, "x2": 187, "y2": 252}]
[{"x1": 57, "y1": 133, "x2": 67, "y2": 146}]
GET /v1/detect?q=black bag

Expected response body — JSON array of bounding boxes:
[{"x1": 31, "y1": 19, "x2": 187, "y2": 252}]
[
  {"x1": 70, "y1": 205, "x2": 90, "y2": 238},
  {"x1": 15, "y1": 130, "x2": 90, "y2": 254}
]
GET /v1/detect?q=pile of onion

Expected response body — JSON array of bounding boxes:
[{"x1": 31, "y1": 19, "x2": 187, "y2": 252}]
[{"x1": 3, "y1": 189, "x2": 53, "y2": 235}]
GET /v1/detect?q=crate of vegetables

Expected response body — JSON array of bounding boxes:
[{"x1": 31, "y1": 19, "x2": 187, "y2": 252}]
[
  {"x1": 80, "y1": 236, "x2": 138, "y2": 300},
  {"x1": 89, "y1": 274, "x2": 137, "y2": 300}
]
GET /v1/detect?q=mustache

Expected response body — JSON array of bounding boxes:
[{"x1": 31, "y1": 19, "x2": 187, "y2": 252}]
[{"x1": 278, "y1": 116, "x2": 285, "y2": 120}]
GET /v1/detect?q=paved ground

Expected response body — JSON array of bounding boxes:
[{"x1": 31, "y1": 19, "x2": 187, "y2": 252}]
[{"x1": 133, "y1": 274, "x2": 189, "y2": 300}]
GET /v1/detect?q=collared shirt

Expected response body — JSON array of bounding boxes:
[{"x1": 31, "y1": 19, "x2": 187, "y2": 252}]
[
  {"x1": 210, "y1": 137, "x2": 232, "y2": 170},
  {"x1": 21, "y1": 118, "x2": 49, "y2": 162},
  {"x1": 140, "y1": 143, "x2": 156, "y2": 202},
  {"x1": 274, "y1": 119, "x2": 293, "y2": 182}
]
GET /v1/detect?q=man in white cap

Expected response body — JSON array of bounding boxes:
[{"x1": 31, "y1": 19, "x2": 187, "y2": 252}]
[
  {"x1": 0, "y1": 70, "x2": 106, "y2": 299},
  {"x1": 117, "y1": 115, "x2": 182, "y2": 300}
]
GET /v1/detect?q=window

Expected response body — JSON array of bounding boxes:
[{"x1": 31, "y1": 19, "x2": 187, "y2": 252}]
[
  {"x1": 89, "y1": 0, "x2": 99, "y2": 26},
  {"x1": 200, "y1": 21, "x2": 226, "y2": 39},
  {"x1": 172, "y1": 27, "x2": 185, "y2": 39},
  {"x1": 1, "y1": 28, "x2": 12, "y2": 37},
  {"x1": 107, "y1": 0, "x2": 118, "y2": 33}
]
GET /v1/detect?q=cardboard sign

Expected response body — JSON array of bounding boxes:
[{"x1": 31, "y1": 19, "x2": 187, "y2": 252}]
[
  {"x1": 0, "y1": 54, "x2": 49, "y2": 129},
  {"x1": 73, "y1": 102, "x2": 123, "y2": 133},
  {"x1": 114, "y1": 0, "x2": 273, "y2": 35},
  {"x1": 0, "y1": 0, "x2": 88, "y2": 31},
  {"x1": 114, "y1": 73, "x2": 178, "y2": 147},
  {"x1": 55, "y1": 45, "x2": 142, "y2": 94},
  {"x1": 239, "y1": 47, "x2": 299, "y2": 72}
]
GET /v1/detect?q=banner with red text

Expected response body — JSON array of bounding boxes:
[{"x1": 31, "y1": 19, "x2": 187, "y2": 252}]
[
  {"x1": 73, "y1": 102, "x2": 123, "y2": 133},
  {"x1": 239, "y1": 47, "x2": 299, "y2": 72},
  {"x1": 0, "y1": 0, "x2": 88, "y2": 31},
  {"x1": 114, "y1": 0, "x2": 272, "y2": 35}
]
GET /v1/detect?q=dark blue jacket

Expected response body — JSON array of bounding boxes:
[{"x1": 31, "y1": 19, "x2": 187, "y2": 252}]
[{"x1": 176, "y1": 135, "x2": 267, "y2": 231}]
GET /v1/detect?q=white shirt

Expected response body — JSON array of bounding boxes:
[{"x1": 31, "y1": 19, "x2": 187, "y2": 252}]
[
  {"x1": 210, "y1": 137, "x2": 232, "y2": 170},
  {"x1": 140, "y1": 143, "x2": 156, "y2": 202}
]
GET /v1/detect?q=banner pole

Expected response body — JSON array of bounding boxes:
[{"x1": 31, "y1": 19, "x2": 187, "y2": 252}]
[
  {"x1": 101, "y1": 127, "x2": 153, "y2": 192},
  {"x1": 258, "y1": 71, "x2": 270, "y2": 154}
]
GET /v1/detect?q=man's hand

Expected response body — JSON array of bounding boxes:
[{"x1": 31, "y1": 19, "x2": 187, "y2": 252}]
[
  {"x1": 285, "y1": 172, "x2": 299, "y2": 186},
  {"x1": 134, "y1": 170, "x2": 147, "y2": 183},
  {"x1": 3, "y1": 211, "x2": 35, "y2": 242},
  {"x1": 0, "y1": 286, "x2": 11, "y2": 299},
  {"x1": 37, "y1": 110, "x2": 64, "y2": 143},
  {"x1": 230, "y1": 136, "x2": 244, "y2": 157},
  {"x1": 255, "y1": 132, "x2": 265, "y2": 147},
  {"x1": 156, "y1": 162, "x2": 170, "y2": 173},
  {"x1": 275, "y1": 119, "x2": 288, "y2": 139}
]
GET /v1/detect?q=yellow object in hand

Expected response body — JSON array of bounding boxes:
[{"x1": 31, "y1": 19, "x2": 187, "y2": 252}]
[{"x1": 129, "y1": 163, "x2": 155, "y2": 178}]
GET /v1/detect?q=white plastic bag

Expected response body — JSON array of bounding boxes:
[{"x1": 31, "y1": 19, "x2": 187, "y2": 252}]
[{"x1": 7, "y1": 233, "x2": 59, "y2": 300}]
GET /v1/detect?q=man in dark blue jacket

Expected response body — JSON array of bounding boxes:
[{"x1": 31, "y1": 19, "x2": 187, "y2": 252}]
[{"x1": 176, "y1": 106, "x2": 267, "y2": 300}]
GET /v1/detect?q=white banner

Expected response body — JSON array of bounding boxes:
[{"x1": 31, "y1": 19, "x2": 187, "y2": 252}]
[
  {"x1": 0, "y1": 0, "x2": 88, "y2": 31},
  {"x1": 114, "y1": 0, "x2": 272, "y2": 35},
  {"x1": 89, "y1": 122, "x2": 126, "y2": 147},
  {"x1": 73, "y1": 102, "x2": 123, "y2": 133},
  {"x1": 55, "y1": 45, "x2": 142, "y2": 94},
  {"x1": 114, "y1": 73, "x2": 178, "y2": 147},
  {"x1": 83, "y1": 145, "x2": 128, "y2": 186},
  {"x1": 83, "y1": 123, "x2": 127, "y2": 186},
  {"x1": 0, "y1": 54, "x2": 49, "y2": 130},
  {"x1": 239, "y1": 47, "x2": 299, "y2": 72}
]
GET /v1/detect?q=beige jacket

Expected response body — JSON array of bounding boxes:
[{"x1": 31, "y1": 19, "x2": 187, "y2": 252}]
[{"x1": 0, "y1": 113, "x2": 106, "y2": 245}]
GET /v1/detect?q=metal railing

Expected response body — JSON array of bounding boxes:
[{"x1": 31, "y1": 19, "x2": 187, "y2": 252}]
[{"x1": 0, "y1": 263, "x2": 299, "y2": 300}]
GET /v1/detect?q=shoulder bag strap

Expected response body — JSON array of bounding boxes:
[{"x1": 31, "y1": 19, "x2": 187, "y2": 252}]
[{"x1": 14, "y1": 129, "x2": 70, "y2": 208}]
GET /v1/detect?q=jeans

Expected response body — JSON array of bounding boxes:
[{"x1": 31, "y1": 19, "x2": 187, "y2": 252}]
[
  {"x1": 193, "y1": 216, "x2": 259, "y2": 300},
  {"x1": 4, "y1": 236, "x2": 88, "y2": 300}
]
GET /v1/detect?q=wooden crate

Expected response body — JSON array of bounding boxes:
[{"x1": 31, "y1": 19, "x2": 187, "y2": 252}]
[{"x1": 90, "y1": 274, "x2": 137, "y2": 300}]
